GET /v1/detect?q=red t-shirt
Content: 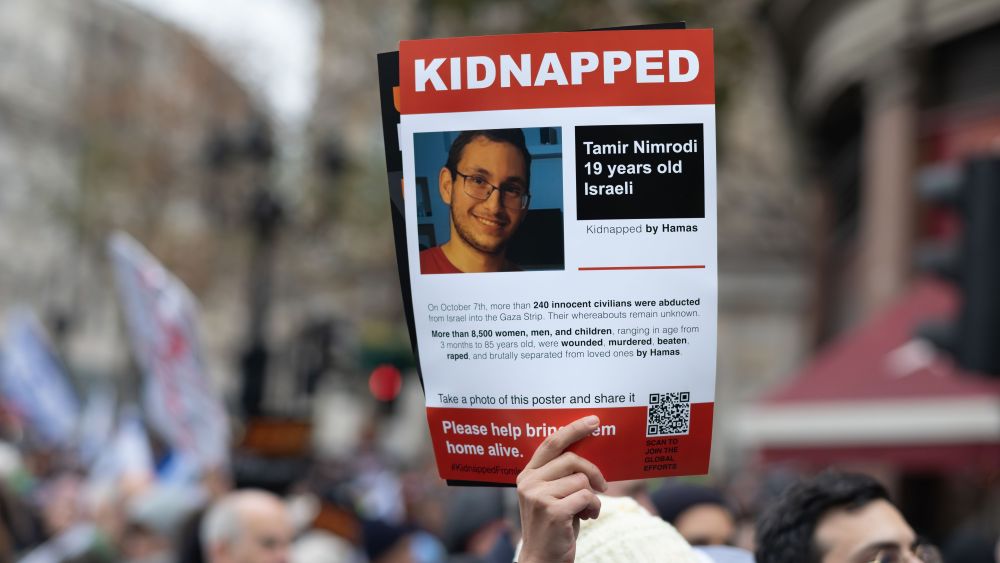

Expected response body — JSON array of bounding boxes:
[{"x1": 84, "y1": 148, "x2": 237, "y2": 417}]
[
  {"x1": 420, "y1": 246, "x2": 462, "y2": 274},
  {"x1": 419, "y1": 246, "x2": 521, "y2": 274}
]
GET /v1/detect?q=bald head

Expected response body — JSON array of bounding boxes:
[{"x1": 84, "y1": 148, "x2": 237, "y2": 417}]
[{"x1": 202, "y1": 490, "x2": 293, "y2": 563}]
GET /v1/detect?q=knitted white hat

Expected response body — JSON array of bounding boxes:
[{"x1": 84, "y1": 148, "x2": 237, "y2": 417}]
[{"x1": 574, "y1": 494, "x2": 700, "y2": 563}]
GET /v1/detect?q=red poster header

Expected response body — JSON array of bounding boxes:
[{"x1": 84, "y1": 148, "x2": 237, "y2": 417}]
[{"x1": 399, "y1": 29, "x2": 714, "y2": 115}]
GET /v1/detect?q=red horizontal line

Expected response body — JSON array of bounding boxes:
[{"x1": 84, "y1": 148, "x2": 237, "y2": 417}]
[{"x1": 578, "y1": 265, "x2": 706, "y2": 271}]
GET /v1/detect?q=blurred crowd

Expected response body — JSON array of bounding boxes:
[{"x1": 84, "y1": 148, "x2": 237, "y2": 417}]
[
  {"x1": 0, "y1": 405, "x2": 723, "y2": 563},
  {"x1": 0, "y1": 408, "x2": 997, "y2": 563}
]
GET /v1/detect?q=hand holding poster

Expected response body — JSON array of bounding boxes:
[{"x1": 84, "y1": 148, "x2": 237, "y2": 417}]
[{"x1": 384, "y1": 28, "x2": 717, "y2": 484}]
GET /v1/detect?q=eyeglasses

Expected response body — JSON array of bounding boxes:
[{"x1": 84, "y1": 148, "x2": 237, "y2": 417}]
[
  {"x1": 867, "y1": 542, "x2": 941, "y2": 563},
  {"x1": 453, "y1": 170, "x2": 530, "y2": 210}
]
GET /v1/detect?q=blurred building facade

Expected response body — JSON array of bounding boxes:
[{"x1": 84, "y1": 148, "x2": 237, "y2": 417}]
[
  {"x1": 762, "y1": 0, "x2": 1000, "y2": 344},
  {"x1": 0, "y1": 0, "x2": 260, "y2": 394},
  {"x1": 757, "y1": 0, "x2": 1000, "y2": 544}
]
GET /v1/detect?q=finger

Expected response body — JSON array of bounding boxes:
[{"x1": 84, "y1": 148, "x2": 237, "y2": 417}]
[
  {"x1": 525, "y1": 415, "x2": 600, "y2": 470},
  {"x1": 531, "y1": 451, "x2": 607, "y2": 492},
  {"x1": 536, "y1": 472, "x2": 596, "y2": 499},
  {"x1": 558, "y1": 488, "x2": 601, "y2": 521}
]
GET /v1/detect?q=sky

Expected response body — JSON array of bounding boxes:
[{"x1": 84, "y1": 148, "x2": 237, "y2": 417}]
[{"x1": 119, "y1": 0, "x2": 320, "y2": 128}]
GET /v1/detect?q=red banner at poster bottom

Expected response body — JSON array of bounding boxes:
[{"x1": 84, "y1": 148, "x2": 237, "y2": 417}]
[{"x1": 426, "y1": 404, "x2": 713, "y2": 484}]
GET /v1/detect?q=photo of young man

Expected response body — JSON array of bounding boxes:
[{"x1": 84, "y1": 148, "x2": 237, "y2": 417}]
[{"x1": 419, "y1": 129, "x2": 533, "y2": 274}]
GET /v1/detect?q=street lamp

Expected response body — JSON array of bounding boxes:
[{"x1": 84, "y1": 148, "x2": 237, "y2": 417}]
[{"x1": 205, "y1": 117, "x2": 284, "y2": 416}]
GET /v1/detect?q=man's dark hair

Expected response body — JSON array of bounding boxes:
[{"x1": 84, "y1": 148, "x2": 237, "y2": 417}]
[
  {"x1": 755, "y1": 471, "x2": 891, "y2": 563},
  {"x1": 445, "y1": 129, "x2": 532, "y2": 192}
]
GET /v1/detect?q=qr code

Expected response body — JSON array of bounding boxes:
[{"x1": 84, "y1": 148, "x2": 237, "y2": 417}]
[{"x1": 646, "y1": 392, "x2": 691, "y2": 436}]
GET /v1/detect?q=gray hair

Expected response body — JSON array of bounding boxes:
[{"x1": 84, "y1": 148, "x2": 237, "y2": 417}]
[
  {"x1": 201, "y1": 489, "x2": 285, "y2": 560},
  {"x1": 201, "y1": 493, "x2": 243, "y2": 558}
]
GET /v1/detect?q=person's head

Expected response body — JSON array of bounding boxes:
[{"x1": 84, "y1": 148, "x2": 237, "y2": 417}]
[
  {"x1": 652, "y1": 483, "x2": 735, "y2": 547},
  {"x1": 439, "y1": 129, "x2": 531, "y2": 261},
  {"x1": 755, "y1": 471, "x2": 935, "y2": 563},
  {"x1": 37, "y1": 470, "x2": 85, "y2": 536},
  {"x1": 442, "y1": 486, "x2": 507, "y2": 556},
  {"x1": 572, "y1": 494, "x2": 700, "y2": 563},
  {"x1": 123, "y1": 484, "x2": 206, "y2": 562},
  {"x1": 604, "y1": 479, "x2": 656, "y2": 516},
  {"x1": 362, "y1": 519, "x2": 446, "y2": 563},
  {"x1": 201, "y1": 489, "x2": 293, "y2": 563}
]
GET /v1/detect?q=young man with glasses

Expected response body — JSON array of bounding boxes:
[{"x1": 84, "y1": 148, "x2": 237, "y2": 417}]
[
  {"x1": 756, "y1": 471, "x2": 941, "y2": 563},
  {"x1": 420, "y1": 129, "x2": 532, "y2": 274}
]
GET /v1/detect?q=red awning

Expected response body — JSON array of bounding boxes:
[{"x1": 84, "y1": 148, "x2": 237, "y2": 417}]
[{"x1": 741, "y1": 278, "x2": 1000, "y2": 471}]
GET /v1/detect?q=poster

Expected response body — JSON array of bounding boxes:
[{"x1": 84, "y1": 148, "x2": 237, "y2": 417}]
[{"x1": 382, "y1": 28, "x2": 717, "y2": 484}]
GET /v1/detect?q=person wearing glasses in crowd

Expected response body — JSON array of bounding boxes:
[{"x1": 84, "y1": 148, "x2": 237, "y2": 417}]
[
  {"x1": 755, "y1": 471, "x2": 942, "y2": 563},
  {"x1": 420, "y1": 129, "x2": 532, "y2": 274}
]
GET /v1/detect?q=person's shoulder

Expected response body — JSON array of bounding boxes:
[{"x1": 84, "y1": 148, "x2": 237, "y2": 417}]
[
  {"x1": 421, "y1": 246, "x2": 461, "y2": 274},
  {"x1": 420, "y1": 246, "x2": 445, "y2": 264}
]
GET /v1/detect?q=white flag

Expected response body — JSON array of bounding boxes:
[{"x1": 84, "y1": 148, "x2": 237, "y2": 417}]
[
  {"x1": 88, "y1": 404, "x2": 154, "y2": 485},
  {"x1": 0, "y1": 308, "x2": 79, "y2": 447},
  {"x1": 107, "y1": 232, "x2": 230, "y2": 470}
]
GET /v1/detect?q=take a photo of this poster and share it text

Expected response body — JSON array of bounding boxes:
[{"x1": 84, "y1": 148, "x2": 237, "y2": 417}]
[{"x1": 391, "y1": 28, "x2": 718, "y2": 484}]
